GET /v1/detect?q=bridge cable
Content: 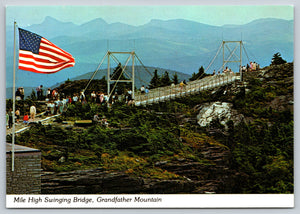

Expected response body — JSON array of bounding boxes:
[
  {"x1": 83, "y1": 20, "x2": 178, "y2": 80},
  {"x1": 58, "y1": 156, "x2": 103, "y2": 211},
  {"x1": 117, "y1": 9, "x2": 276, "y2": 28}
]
[
  {"x1": 242, "y1": 43, "x2": 251, "y2": 63},
  {"x1": 110, "y1": 54, "x2": 132, "y2": 79},
  {"x1": 135, "y1": 53, "x2": 153, "y2": 77},
  {"x1": 107, "y1": 54, "x2": 132, "y2": 101},
  {"x1": 243, "y1": 43, "x2": 258, "y2": 64},
  {"x1": 134, "y1": 57, "x2": 153, "y2": 86},
  {"x1": 225, "y1": 44, "x2": 240, "y2": 61},
  {"x1": 84, "y1": 52, "x2": 108, "y2": 93},
  {"x1": 204, "y1": 42, "x2": 223, "y2": 73},
  {"x1": 216, "y1": 44, "x2": 239, "y2": 72}
]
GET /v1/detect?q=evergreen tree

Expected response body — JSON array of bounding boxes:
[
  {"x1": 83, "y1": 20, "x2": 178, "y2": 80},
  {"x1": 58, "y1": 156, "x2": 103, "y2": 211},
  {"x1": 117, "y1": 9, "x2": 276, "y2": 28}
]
[
  {"x1": 30, "y1": 89, "x2": 37, "y2": 101},
  {"x1": 271, "y1": 52, "x2": 287, "y2": 65},
  {"x1": 149, "y1": 69, "x2": 160, "y2": 89},
  {"x1": 189, "y1": 72, "x2": 197, "y2": 81},
  {"x1": 111, "y1": 63, "x2": 127, "y2": 80},
  {"x1": 161, "y1": 71, "x2": 172, "y2": 86},
  {"x1": 189, "y1": 66, "x2": 206, "y2": 81},
  {"x1": 172, "y1": 73, "x2": 179, "y2": 84}
]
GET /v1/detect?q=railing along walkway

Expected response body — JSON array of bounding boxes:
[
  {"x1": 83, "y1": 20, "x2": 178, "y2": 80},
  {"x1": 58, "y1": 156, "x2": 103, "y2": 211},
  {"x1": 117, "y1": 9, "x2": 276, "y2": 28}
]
[{"x1": 135, "y1": 73, "x2": 240, "y2": 106}]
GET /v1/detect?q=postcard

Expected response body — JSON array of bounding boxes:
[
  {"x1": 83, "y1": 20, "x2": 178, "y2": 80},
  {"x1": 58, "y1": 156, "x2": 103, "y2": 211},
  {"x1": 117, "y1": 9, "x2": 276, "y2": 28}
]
[{"x1": 4, "y1": 2, "x2": 294, "y2": 209}]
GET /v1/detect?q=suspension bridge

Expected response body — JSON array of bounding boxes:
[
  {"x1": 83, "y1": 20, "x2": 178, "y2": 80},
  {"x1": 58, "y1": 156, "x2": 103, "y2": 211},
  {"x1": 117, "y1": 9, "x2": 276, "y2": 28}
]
[
  {"x1": 85, "y1": 40, "x2": 252, "y2": 106},
  {"x1": 135, "y1": 74, "x2": 240, "y2": 106}
]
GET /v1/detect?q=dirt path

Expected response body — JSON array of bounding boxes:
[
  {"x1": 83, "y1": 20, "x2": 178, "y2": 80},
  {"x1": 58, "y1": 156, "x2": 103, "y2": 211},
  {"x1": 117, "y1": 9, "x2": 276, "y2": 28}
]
[{"x1": 6, "y1": 113, "x2": 60, "y2": 135}]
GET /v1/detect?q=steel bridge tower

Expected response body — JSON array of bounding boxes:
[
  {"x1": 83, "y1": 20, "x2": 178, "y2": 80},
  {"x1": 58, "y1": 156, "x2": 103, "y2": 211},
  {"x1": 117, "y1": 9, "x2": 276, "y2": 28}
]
[
  {"x1": 107, "y1": 51, "x2": 136, "y2": 100},
  {"x1": 222, "y1": 40, "x2": 243, "y2": 79}
]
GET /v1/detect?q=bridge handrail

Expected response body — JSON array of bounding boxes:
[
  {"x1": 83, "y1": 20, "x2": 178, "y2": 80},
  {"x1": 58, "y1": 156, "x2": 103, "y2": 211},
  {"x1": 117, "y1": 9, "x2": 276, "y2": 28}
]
[{"x1": 135, "y1": 73, "x2": 240, "y2": 105}]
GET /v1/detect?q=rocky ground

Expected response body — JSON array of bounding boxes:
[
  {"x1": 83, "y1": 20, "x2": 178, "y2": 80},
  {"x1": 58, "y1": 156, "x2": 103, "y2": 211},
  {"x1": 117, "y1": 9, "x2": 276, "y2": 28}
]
[
  {"x1": 42, "y1": 142, "x2": 235, "y2": 194},
  {"x1": 11, "y1": 63, "x2": 294, "y2": 194}
]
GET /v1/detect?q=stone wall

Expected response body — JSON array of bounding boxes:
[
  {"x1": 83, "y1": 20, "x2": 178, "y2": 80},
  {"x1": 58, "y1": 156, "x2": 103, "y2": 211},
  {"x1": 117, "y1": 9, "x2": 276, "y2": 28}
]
[{"x1": 6, "y1": 144, "x2": 41, "y2": 194}]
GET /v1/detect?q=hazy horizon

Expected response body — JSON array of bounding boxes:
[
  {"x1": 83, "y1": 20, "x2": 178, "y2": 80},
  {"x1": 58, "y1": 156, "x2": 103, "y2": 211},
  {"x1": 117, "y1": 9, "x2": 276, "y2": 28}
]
[{"x1": 6, "y1": 5, "x2": 293, "y2": 28}]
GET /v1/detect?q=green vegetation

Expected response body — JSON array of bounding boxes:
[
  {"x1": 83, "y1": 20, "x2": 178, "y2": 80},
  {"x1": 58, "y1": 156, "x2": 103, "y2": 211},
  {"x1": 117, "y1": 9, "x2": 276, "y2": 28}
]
[
  {"x1": 149, "y1": 69, "x2": 182, "y2": 88},
  {"x1": 189, "y1": 66, "x2": 209, "y2": 81},
  {"x1": 7, "y1": 62, "x2": 294, "y2": 193},
  {"x1": 271, "y1": 52, "x2": 287, "y2": 65},
  {"x1": 11, "y1": 103, "x2": 216, "y2": 180}
]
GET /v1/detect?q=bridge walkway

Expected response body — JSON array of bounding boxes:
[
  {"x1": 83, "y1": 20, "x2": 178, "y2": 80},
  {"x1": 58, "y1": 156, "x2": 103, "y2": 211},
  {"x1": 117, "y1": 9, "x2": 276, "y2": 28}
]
[{"x1": 135, "y1": 73, "x2": 241, "y2": 106}]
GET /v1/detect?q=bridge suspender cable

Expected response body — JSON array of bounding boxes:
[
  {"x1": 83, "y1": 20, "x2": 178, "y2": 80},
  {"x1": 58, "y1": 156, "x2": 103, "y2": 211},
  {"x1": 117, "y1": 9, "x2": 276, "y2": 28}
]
[
  {"x1": 242, "y1": 43, "x2": 251, "y2": 63},
  {"x1": 135, "y1": 54, "x2": 153, "y2": 77},
  {"x1": 84, "y1": 51, "x2": 153, "y2": 97},
  {"x1": 216, "y1": 44, "x2": 239, "y2": 72},
  {"x1": 84, "y1": 52, "x2": 108, "y2": 93},
  {"x1": 204, "y1": 42, "x2": 223, "y2": 73},
  {"x1": 107, "y1": 54, "x2": 132, "y2": 101},
  {"x1": 225, "y1": 44, "x2": 240, "y2": 61},
  {"x1": 110, "y1": 54, "x2": 132, "y2": 79}
]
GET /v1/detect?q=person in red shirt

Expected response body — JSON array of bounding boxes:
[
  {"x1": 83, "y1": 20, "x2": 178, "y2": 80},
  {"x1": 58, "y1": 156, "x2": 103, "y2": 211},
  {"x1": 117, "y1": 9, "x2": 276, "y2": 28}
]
[{"x1": 23, "y1": 113, "x2": 29, "y2": 125}]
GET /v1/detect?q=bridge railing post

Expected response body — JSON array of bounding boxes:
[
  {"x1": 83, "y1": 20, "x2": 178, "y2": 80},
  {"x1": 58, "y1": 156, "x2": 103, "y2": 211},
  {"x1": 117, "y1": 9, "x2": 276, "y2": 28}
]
[
  {"x1": 149, "y1": 89, "x2": 153, "y2": 104},
  {"x1": 200, "y1": 80, "x2": 202, "y2": 92},
  {"x1": 213, "y1": 75, "x2": 216, "y2": 87},
  {"x1": 167, "y1": 85, "x2": 169, "y2": 100},
  {"x1": 158, "y1": 87, "x2": 161, "y2": 103},
  {"x1": 187, "y1": 83, "x2": 189, "y2": 95}
]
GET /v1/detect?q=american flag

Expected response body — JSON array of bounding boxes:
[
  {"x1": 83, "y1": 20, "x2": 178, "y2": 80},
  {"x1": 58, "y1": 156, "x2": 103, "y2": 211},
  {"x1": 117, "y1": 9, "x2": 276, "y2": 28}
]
[{"x1": 18, "y1": 28, "x2": 75, "y2": 74}]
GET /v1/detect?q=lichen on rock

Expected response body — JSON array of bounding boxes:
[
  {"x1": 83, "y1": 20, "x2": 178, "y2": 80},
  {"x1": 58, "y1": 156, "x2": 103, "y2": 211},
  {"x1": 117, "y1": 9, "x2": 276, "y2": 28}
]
[{"x1": 197, "y1": 101, "x2": 244, "y2": 129}]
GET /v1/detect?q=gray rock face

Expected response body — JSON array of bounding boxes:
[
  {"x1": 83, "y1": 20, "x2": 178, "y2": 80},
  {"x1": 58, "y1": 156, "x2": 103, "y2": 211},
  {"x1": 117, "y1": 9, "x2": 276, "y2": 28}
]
[
  {"x1": 197, "y1": 102, "x2": 244, "y2": 129},
  {"x1": 41, "y1": 168, "x2": 195, "y2": 194},
  {"x1": 41, "y1": 141, "x2": 237, "y2": 194}
]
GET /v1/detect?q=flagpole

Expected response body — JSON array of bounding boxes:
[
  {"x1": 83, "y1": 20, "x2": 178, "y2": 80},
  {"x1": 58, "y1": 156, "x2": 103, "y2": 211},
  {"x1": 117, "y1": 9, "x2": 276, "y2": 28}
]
[{"x1": 12, "y1": 21, "x2": 17, "y2": 171}]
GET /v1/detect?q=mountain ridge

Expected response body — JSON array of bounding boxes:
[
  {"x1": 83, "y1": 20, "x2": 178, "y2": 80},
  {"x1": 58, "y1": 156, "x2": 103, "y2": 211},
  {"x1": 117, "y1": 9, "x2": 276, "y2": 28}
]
[{"x1": 6, "y1": 16, "x2": 293, "y2": 91}]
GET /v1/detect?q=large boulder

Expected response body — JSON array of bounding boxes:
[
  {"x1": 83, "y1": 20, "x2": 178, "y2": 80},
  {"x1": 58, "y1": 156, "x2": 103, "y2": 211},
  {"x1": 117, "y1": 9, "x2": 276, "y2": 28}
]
[{"x1": 197, "y1": 102, "x2": 244, "y2": 129}]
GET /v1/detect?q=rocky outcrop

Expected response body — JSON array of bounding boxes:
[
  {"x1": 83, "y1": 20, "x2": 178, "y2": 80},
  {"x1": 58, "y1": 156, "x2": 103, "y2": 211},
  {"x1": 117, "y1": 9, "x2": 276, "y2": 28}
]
[
  {"x1": 42, "y1": 140, "x2": 237, "y2": 194},
  {"x1": 41, "y1": 168, "x2": 195, "y2": 194},
  {"x1": 197, "y1": 102, "x2": 244, "y2": 129}
]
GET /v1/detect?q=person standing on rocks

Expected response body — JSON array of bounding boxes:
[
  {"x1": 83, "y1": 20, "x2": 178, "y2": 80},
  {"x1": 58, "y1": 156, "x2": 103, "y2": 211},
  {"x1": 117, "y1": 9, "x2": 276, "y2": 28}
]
[
  {"x1": 91, "y1": 91, "x2": 96, "y2": 103},
  {"x1": 8, "y1": 108, "x2": 13, "y2": 128},
  {"x1": 140, "y1": 85, "x2": 145, "y2": 94},
  {"x1": 49, "y1": 100, "x2": 55, "y2": 115},
  {"x1": 6, "y1": 111, "x2": 9, "y2": 128},
  {"x1": 46, "y1": 88, "x2": 51, "y2": 100},
  {"x1": 36, "y1": 85, "x2": 43, "y2": 100},
  {"x1": 23, "y1": 113, "x2": 29, "y2": 125},
  {"x1": 15, "y1": 109, "x2": 20, "y2": 123},
  {"x1": 15, "y1": 88, "x2": 21, "y2": 101},
  {"x1": 20, "y1": 87, "x2": 25, "y2": 100},
  {"x1": 30, "y1": 104, "x2": 36, "y2": 122}
]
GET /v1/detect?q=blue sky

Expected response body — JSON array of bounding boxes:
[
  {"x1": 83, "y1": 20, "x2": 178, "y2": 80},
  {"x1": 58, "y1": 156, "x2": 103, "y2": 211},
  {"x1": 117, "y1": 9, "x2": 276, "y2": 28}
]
[{"x1": 6, "y1": 5, "x2": 293, "y2": 27}]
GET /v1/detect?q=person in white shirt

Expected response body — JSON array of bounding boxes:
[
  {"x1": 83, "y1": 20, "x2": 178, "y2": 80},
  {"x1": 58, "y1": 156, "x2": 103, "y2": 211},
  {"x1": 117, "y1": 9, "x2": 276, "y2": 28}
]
[{"x1": 30, "y1": 104, "x2": 36, "y2": 122}]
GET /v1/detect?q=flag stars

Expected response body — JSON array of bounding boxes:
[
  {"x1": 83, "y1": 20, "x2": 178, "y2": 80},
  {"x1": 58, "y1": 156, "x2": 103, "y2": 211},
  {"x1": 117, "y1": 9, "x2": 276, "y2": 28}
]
[{"x1": 19, "y1": 28, "x2": 42, "y2": 54}]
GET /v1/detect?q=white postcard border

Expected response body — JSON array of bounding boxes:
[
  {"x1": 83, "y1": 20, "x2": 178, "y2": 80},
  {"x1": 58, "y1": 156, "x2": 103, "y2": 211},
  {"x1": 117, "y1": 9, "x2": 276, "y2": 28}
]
[{"x1": 6, "y1": 194, "x2": 294, "y2": 208}]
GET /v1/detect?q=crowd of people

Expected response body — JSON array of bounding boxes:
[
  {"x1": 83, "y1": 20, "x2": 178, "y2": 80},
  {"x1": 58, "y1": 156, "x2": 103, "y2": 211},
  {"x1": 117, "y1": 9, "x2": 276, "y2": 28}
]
[
  {"x1": 6, "y1": 105, "x2": 35, "y2": 129},
  {"x1": 8, "y1": 62, "x2": 260, "y2": 129},
  {"x1": 7, "y1": 85, "x2": 144, "y2": 129},
  {"x1": 210, "y1": 61, "x2": 259, "y2": 79},
  {"x1": 92, "y1": 114, "x2": 109, "y2": 127},
  {"x1": 15, "y1": 87, "x2": 25, "y2": 101}
]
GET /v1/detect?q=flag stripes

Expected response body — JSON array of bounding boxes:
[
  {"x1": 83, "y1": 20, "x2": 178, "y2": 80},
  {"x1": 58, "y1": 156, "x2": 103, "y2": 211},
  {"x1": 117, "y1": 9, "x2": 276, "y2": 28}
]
[{"x1": 18, "y1": 28, "x2": 75, "y2": 74}]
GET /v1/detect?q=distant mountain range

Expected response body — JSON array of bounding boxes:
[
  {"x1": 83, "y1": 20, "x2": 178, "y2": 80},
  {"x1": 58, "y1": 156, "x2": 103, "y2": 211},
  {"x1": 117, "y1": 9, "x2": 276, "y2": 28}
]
[{"x1": 6, "y1": 16, "x2": 293, "y2": 94}]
